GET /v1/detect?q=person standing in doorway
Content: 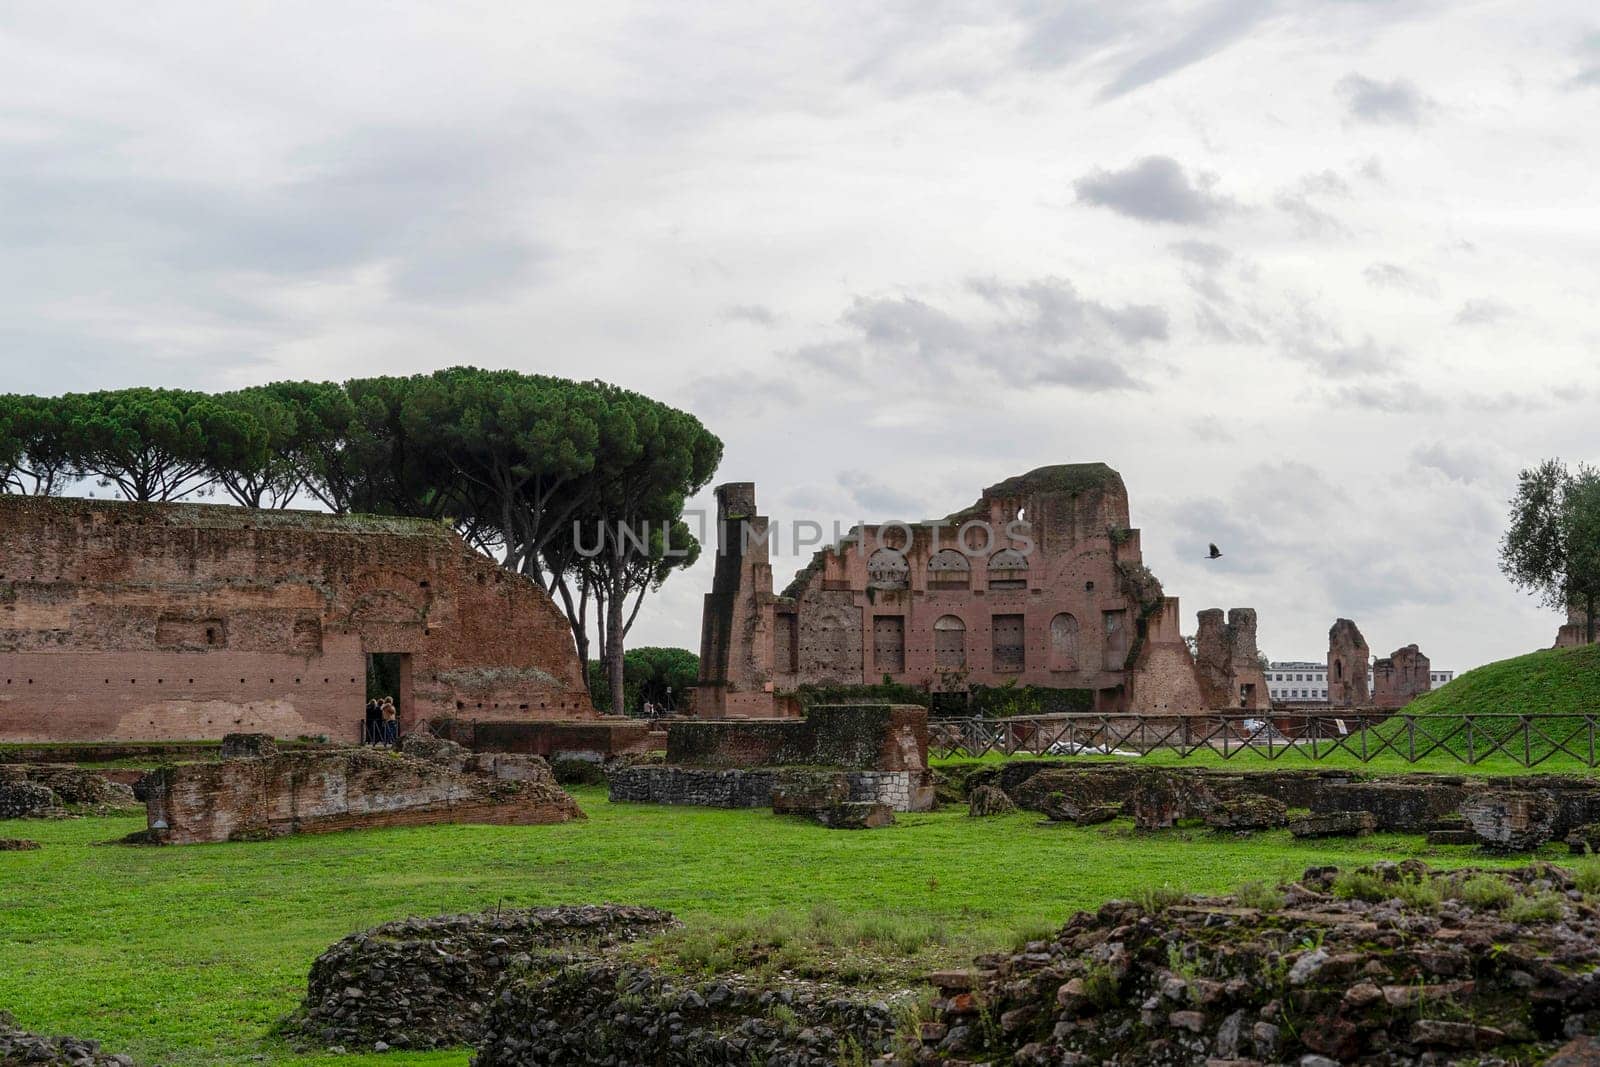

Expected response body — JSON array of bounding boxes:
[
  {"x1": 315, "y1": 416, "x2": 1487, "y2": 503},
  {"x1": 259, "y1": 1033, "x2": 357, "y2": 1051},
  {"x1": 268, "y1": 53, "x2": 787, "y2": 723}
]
[
  {"x1": 381, "y1": 697, "x2": 398, "y2": 745},
  {"x1": 365, "y1": 698, "x2": 382, "y2": 744}
]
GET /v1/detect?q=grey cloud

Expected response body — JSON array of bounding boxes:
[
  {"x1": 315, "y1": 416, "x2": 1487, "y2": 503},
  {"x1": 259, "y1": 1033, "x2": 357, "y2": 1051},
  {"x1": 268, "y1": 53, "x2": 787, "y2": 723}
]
[
  {"x1": 1189, "y1": 418, "x2": 1236, "y2": 443},
  {"x1": 1275, "y1": 191, "x2": 1350, "y2": 238},
  {"x1": 1195, "y1": 302, "x2": 1265, "y2": 344},
  {"x1": 1074, "y1": 156, "x2": 1236, "y2": 225},
  {"x1": 1170, "y1": 240, "x2": 1233, "y2": 269},
  {"x1": 1363, "y1": 262, "x2": 1438, "y2": 297},
  {"x1": 723, "y1": 304, "x2": 780, "y2": 327},
  {"x1": 1278, "y1": 303, "x2": 1393, "y2": 377},
  {"x1": 1274, "y1": 171, "x2": 1354, "y2": 238},
  {"x1": 837, "y1": 470, "x2": 933, "y2": 518},
  {"x1": 1455, "y1": 298, "x2": 1515, "y2": 325},
  {"x1": 1337, "y1": 73, "x2": 1433, "y2": 125},
  {"x1": 1412, "y1": 442, "x2": 1496, "y2": 484},
  {"x1": 1095, "y1": 0, "x2": 1275, "y2": 99},
  {"x1": 784, "y1": 276, "x2": 1167, "y2": 394},
  {"x1": 1325, "y1": 380, "x2": 1425, "y2": 413}
]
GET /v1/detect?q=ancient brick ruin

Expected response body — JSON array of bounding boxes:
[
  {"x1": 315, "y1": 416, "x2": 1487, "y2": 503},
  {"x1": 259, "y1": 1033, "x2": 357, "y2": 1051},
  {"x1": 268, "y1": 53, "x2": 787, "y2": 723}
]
[
  {"x1": 1326, "y1": 617, "x2": 1371, "y2": 707},
  {"x1": 1372, "y1": 642, "x2": 1432, "y2": 708},
  {"x1": 0, "y1": 497, "x2": 593, "y2": 742},
  {"x1": 141, "y1": 740, "x2": 583, "y2": 844},
  {"x1": 609, "y1": 704, "x2": 935, "y2": 814},
  {"x1": 696, "y1": 465, "x2": 1269, "y2": 717}
]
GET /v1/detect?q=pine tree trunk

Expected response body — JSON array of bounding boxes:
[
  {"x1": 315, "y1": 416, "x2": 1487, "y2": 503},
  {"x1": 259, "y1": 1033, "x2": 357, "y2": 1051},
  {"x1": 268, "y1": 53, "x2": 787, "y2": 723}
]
[{"x1": 607, "y1": 552, "x2": 627, "y2": 716}]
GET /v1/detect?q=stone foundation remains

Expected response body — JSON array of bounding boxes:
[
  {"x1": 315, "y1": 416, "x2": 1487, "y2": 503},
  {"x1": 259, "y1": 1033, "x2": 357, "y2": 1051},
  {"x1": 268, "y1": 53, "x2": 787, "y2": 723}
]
[
  {"x1": 141, "y1": 745, "x2": 582, "y2": 844},
  {"x1": 291, "y1": 904, "x2": 675, "y2": 1051},
  {"x1": 905, "y1": 862, "x2": 1600, "y2": 1065},
  {"x1": 969, "y1": 760, "x2": 1600, "y2": 849},
  {"x1": 608, "y1": 704, "x2": 935, "y2": 813}
]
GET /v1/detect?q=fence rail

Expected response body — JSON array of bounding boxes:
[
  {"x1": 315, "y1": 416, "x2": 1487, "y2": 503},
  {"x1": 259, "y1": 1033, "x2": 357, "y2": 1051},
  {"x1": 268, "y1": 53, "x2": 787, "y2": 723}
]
[{"x1": 928, "y1": 712, "x2": 1600, "y2": 768}]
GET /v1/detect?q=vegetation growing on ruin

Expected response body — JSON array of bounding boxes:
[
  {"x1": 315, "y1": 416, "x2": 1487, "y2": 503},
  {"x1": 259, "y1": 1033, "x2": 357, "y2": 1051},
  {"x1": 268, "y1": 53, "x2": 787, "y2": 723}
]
[{"x1": 0, "y1": 787, "x2": 1537, "y2": 1067}]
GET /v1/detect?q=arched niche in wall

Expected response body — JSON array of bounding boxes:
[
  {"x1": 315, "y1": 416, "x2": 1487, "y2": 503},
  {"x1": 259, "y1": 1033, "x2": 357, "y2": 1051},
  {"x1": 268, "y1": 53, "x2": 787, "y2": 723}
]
[
  {"x1": 934, "y1": 614, "x2": 967, "y2": 669},
  {"x1": 866, "y1": 547, "x2": 909, "y2": 590},
  {"x1": 927, "y1": 549, "x2": 971, "y2": 589},
  {"x1": 1049, "y1": 612, "x2": 1079, "y2": 671},
  {"x1": 987, "y1": 548, "x2": 1028, "y2": 591}
]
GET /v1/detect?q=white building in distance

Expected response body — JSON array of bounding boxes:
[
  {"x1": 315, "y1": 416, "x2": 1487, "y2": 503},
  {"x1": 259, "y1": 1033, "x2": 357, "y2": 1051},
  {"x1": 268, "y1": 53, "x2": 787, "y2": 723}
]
[{"x1": 1265, "y1": 661, "x2": 1455, "y2": 703}]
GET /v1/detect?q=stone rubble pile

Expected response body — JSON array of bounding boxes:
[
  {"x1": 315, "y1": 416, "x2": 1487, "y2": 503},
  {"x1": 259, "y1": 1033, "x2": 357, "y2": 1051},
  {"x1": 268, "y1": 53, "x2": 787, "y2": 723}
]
[
  {"x1": 0, "y1": 1012, "x2": 135, "y2": 1066},
  {"x1": 0, "y1": 765, "x2": 137, "y2": 815},
  {"x1": 902, "y1": 861, "x2": 1600, "y2": 1066},
  {"x1": 0, "y1": 838, "x2": 41, "y2": 851},
  {"x1": 0, "y1": 780, "x2": 62, "y2": 819},
  {"x1": 473, "y1": 957, "x2": 903, "y2": 1066},
  {"x1": 289, "y1": 904, "x2": 676, "y2": 1052}
]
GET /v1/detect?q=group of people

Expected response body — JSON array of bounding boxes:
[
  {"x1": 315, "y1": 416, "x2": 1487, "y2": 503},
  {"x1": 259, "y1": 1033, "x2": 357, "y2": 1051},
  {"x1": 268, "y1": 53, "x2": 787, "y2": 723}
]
[{"x1": 364, "y1": 696, "x2": 398, "y2": 745}]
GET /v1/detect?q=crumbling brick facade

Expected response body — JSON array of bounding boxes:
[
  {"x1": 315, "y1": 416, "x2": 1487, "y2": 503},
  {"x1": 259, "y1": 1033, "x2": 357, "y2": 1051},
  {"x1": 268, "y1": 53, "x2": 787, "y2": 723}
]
[
  {"x1": 1327, "y1": 617, "x2": 1372, "y2": 707},
  {"x1": 696, "y1": 464, "x2": 1268, "y2": 717},
  {"x1": 0, "y1": 497, "x2": 591, "y2": 742},
  {"x1": 1192, "y1": 607, "x2": 1272, "y2": 711},
  {"x1": 1373, "y1": 643, "x2": 1432, "y2": 709}
]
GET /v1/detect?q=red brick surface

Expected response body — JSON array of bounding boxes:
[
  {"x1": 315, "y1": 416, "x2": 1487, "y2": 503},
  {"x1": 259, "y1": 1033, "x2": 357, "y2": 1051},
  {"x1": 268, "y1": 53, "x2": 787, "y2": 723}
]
[{"x1": 0, "y1": 497, "x2": 590, "y2": 741}]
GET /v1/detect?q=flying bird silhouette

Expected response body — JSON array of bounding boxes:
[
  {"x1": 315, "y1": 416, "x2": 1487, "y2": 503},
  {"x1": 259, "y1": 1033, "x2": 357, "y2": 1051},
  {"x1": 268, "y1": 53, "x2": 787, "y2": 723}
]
[{"x1": 1206, "y1": 543, "x2": 1223, "y2": 560}]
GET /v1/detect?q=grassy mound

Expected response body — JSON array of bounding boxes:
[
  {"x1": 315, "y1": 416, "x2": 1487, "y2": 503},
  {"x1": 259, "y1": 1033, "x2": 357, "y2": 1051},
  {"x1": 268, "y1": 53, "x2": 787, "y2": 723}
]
[{"x1": 1370, "y1": 643, "x2": 1600, "y2": 763}]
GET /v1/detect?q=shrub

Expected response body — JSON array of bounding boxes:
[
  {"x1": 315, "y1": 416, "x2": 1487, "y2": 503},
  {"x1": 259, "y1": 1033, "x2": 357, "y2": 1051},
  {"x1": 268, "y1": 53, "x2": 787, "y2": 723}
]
[
  {"x1": 1332, "y1": 870, "x2": 1388, "y2": 903},
  {"x1": 1505, "y1": 892, "x2": 1565, "y2": 924},
  {"x1": 550, "y1": 758, "x2": 606, "y2": 786},
  {"x1": 1233, "y1": 879, "x2": 1285, "y2": 912},
  {"x1": 1450, "y1": 874, "x2": 1514, "y2": 910},
  {"x1": 1573, "y1": 857, "x2": 1600, "y2": 896}
]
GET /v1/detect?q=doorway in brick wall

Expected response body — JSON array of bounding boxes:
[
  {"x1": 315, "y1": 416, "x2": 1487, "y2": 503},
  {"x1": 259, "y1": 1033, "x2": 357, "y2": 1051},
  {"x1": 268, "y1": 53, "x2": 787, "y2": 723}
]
[{"x1": 365, "y1": 652, "x2": 413, "y2": 742}]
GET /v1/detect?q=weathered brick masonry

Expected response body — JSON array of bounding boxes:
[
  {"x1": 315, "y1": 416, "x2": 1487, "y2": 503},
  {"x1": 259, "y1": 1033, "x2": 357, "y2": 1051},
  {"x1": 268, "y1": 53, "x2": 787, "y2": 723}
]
[
  {"x1": 609, "y1": 704, "x2": 936, "y2": 812},
  {"x1": 697, "y1": 465, "x2": 1269, "y2": 717},
  {"x1": 0, "y1": 497, "x2": 591, "y2": 741}
]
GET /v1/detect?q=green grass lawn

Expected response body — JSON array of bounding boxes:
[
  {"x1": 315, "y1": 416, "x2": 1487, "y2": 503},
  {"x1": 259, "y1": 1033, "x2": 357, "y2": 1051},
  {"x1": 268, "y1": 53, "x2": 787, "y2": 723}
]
[{"x1": 0, "y1": 786, "x2": 1552, "y2": 1066}]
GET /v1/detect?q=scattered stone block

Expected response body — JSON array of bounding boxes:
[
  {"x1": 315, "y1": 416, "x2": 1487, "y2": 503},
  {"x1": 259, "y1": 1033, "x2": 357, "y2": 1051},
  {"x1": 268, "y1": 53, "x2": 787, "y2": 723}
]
[
  {"x1": 812, "y1": 801, "x2": 894, "y2": 829},
  {"x1": 1204, "y1": 795, "x2": 1287, "y2": 832},
  {"x1": 967, "y1": 784, "x2": 1016, "y2": 817},
  {"x1": 1460, "y1": 790, "x2": 1557, "y2": 852},
  {"x1": 1288, "y1": 811, "x2": 1376, "y2": 838},
  {"x1": 1426, "y1": 829, "x2": 1480, "y2": 846},
  {"x1": 1131, "y1": 771, "x2": 1187, "y2": 830},
  {"x1": 1035, "y1": 789, "x2": 1120, "y2": 825},
  {"x1": 220, "y1": 733, "x2": 278, "y2": 760},
  {"x1": 0, "y1": 838, "x2": 41, "y2": 851}
]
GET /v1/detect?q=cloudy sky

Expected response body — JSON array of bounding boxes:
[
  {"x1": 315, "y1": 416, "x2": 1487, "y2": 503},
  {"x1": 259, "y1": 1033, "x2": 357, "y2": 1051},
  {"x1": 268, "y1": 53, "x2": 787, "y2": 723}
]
[{"x1": 4, "y1": 1, "x2": 1598, "y2": 671}]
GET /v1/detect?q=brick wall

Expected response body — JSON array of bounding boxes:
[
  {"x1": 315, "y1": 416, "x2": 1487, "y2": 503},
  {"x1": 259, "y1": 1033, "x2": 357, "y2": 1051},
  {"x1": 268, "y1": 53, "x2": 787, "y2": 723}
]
[{"x1": 0, "y1": 497, "x2": 590, "y2": 741}]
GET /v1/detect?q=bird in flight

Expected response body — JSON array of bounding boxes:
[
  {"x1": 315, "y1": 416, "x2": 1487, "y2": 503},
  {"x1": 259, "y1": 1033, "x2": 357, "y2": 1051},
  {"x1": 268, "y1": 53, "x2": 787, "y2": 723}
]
[{"x1": 1207, "y1": 543, "x2": 1223, "y2": 560}]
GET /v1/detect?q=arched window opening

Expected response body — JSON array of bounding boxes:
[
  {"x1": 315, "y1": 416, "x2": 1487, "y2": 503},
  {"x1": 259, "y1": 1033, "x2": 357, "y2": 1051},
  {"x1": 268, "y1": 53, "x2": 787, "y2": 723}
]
[
  {"x1": 1049, "y1": 613, "x2": 1079, "y2": 671},
  {"x1": 927, "y1": 549, "x2": 971, "y2": 589},
  {"x1": 866, "y1": 548, "x2": 909, "y2": 590},
  {"x1": 987, "y1": 548, "x2": 1028, "y2": 591},
  {"x1": 934, "y1": 615, "x2": 967, "y2": 669}
]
